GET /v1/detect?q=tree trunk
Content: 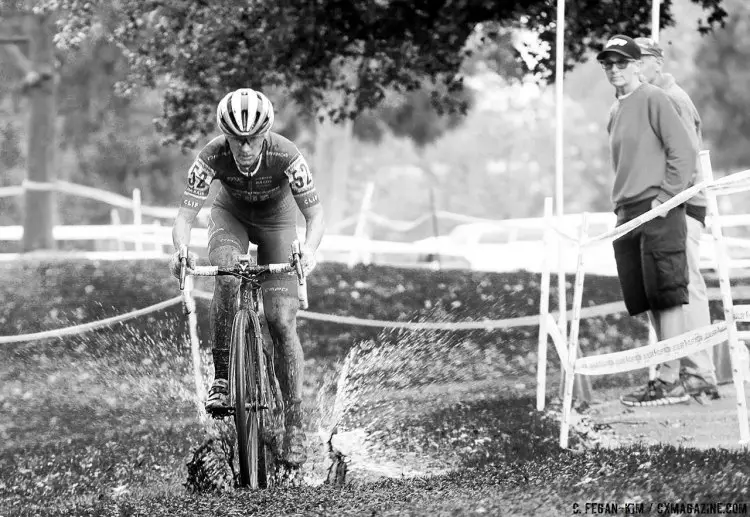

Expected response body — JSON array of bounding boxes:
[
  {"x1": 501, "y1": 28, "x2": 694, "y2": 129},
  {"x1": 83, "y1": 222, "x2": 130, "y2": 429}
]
[{"x1": 21, "y1": 13, "x2": 57, "y2": 251}]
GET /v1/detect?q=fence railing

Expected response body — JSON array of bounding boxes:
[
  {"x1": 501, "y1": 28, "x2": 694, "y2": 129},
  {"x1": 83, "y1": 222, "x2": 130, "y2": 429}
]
[
  {"x1": 536, "y1": 151, "x2": 750, "y2": 449},
  {"x1": 4, "y1": 178, "x2": 750, "y2": 275}
]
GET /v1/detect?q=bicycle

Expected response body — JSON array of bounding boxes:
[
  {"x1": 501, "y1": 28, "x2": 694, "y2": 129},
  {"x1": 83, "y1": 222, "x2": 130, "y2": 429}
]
[{"x1": 178, "y1": 241, "x2": 308, "y2": 489}]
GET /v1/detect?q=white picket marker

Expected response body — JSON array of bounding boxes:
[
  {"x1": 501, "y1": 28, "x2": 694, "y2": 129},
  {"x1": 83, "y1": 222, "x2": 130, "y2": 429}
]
[
  {"x1": 546, "y1": 314, "x2": 568, "y2": 363},
  {"x1": 132, "y1": 188, "x2": 143, "y2": 252},
  {"x1": 560, "y1": 212, "x2": 589, "y2": 449},
  {"x1": 181, "y1": 273, "x2": 206, "y2": 415},
  {"x1": 700, "y1": 150, "x2": 750, "y2": 446},
  {"x1": 537, "y1": 197, "x2": 554, "y2": 411},
  {"x1": 648, "y1": 322, "x2": 658, "y2": 380}
]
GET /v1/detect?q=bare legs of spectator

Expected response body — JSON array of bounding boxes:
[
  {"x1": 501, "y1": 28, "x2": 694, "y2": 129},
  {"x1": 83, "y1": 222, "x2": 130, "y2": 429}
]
[{"x1": 649, "y1": 307, "x2": 685, "y2": 383}]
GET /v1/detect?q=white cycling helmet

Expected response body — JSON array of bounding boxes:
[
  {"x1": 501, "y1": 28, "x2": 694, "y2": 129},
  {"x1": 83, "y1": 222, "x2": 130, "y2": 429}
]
[{"x1": 216, "y1": 88, "x2": 275, "y2": 137}]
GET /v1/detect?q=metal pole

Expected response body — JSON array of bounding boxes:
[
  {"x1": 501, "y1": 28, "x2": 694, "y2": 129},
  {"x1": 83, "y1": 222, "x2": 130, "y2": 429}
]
[
  {"x1": 651, "y1": 0, "x2": 661, "y2": 42},
  {"x1": 555, "y1": 0, "x2": 569, "y2": 397},
  {"x1": 555, "y1": 0, "x2": 592, "y2": 403},
  {"x1": 646, "y1": 0, "x2": 661, "y2": 380},
  {"x1": 555, "y1": 0, "x2": 565, "y2": 245}
]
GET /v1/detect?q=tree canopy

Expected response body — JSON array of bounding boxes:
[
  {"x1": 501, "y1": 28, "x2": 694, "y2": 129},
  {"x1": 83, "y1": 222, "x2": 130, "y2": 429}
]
[
  {"x1": 28, "y1": 0, "x2": 728, "y2": 150},
  {"x1": 692, "y1": 0, "x2": 750, "y2": 172}
]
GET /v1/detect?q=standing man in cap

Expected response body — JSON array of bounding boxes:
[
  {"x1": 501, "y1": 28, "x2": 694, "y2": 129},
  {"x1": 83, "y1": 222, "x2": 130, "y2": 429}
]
[
  {"x1": 598, "y1": 34, "x2": 699, "y2": 406},
  {"x1": 635, "y1": 37, "x2": 720, "y2": 400}
]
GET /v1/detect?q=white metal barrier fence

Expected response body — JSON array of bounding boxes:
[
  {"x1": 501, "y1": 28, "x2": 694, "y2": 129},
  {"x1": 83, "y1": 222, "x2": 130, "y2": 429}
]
[{"x1": 536, "y1": 150, "x2": 750, "y2": 448}]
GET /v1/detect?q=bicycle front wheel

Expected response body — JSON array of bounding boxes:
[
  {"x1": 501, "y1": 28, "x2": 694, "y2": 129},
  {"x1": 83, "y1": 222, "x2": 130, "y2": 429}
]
[{"x1": 230, "y1": 309, "x2": 262, "y2": 489}]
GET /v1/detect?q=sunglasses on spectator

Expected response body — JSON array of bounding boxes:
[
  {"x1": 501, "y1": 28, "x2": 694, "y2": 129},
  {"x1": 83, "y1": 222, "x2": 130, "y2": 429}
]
[{"x1": 599, "y1": 59, "x2": 635, "y2": 70}]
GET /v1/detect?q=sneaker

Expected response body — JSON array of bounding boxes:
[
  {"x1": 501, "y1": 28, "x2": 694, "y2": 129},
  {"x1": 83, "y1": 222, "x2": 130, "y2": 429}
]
[
  {"x1": 680, "y1": 371, "x2": 720, "y2": 400},
  {"x1": 205, "y1": 379, "x2": 230, "y2": 414},
  {"x1": 620, "y1": 379, "x2": 690, "y2": 407},
  {"x1": 281, "y1": 425, "x2": 308, "y2": 468}
]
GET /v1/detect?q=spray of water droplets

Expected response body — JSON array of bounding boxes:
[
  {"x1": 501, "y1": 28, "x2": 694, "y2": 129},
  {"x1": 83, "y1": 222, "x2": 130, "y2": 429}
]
[
  {"x1": 2, "y1": 294, "x2": 537, "y2": 486},
  {"x1": 309, "y1": 304, "x2": 534, "y2": 482}
]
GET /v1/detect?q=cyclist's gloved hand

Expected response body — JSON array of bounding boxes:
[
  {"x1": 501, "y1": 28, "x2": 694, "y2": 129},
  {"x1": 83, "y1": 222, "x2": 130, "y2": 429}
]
[
  {"x1": 169, "y1": 250, "x2": 199, "y2": 279},
  {"x1": 299, "y1": 244, "x2": 317, "y2": 277}
]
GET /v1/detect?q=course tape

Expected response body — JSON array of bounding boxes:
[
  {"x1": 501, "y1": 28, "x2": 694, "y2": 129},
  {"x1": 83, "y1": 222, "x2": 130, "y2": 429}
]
[
  {"x1": 584, "y1": 168, "x2": 750, "y2": 247},
  {"x1": 192, "y1": 289, "x2": 625, "y2": 330},
  {"x1": 575, "y1": 322, "x2": 728, "y2": 376},
  {"x1": 0, "y1": 296, "x2": 182, "y2": 345},
  {"x1": 584, "y1": 180, "x2": 710, "y2": 246},
  {"x1": 2, "y1": 295, "x2": 748, "y2": 346},
  {"x1": 735, "y1": 305, "x2": 750, "y2": 322},
  {"x1": 706, "y1": 168, "x2": 750, "y2": 192}
]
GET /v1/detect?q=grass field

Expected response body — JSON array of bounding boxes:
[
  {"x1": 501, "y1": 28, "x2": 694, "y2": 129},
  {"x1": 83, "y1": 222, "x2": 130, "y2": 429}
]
[{"x1": 1, "y1": 260, "x2": 749, "y2": 516}]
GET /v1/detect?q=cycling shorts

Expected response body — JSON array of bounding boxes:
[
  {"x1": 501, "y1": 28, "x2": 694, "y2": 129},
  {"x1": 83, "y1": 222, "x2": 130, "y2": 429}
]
[{"x1": 207, "y1": 190, "x2": 299, "y2": 298}]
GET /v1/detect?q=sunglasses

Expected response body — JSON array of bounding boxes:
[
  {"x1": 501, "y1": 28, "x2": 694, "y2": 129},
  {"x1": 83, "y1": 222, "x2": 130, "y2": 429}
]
[
  {"x1": 227, "y1": 135, "x2": 264, "y2": 146},
  {"x1": 599, "y1": 59, "x2": 634, "y2": 70}
]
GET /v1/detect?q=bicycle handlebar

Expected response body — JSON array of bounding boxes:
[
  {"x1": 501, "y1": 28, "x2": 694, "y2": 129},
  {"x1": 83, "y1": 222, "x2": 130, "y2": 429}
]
[
  {"x1": 187, "y1": 262, "x2": 296, "y2": 276},
  {"x1": 178, "y1": 241, "x2": 309, "y2": 309}
]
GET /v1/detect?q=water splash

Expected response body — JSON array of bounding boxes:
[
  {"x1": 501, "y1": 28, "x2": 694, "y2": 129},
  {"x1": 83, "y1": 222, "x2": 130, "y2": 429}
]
[
  {"x1": 2, "y1": 300, "x2": 535, "y2": 487},
  {"x1": 309, "y1": 305, "x2": 532, "y2": 482}
]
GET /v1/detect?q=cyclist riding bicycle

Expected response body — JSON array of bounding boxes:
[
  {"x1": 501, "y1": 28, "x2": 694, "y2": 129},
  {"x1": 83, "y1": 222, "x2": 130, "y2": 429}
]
[{"x1": 168, "y1": 88, "x2": 326, "y2": 469}]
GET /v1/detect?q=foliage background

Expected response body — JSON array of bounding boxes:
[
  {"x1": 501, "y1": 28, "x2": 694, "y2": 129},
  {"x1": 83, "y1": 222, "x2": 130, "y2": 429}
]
[{"x1": 0, "y1": 0, "x2": 747, "y2": 235}]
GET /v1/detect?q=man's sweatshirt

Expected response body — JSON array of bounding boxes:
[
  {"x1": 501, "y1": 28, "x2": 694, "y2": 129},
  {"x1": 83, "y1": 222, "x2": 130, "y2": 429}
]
[
  {"x1": 654, "y1": 72, "x2": 707, "y2": 216},
  {"x1": 607, "y1": 82, "x2": 698, "y2": 211}
]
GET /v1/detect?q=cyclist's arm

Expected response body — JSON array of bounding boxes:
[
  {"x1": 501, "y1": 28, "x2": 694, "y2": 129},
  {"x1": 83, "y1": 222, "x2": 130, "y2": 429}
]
[
  {"x1": 300, "y1": 203, "x2": 325, "y2": 252},
  {"x1": 285, "y1": 154, "x2": 326, "y2": 251},
  {"x1": 172, "y1": 156, "x2": 217, "y2": 251}
]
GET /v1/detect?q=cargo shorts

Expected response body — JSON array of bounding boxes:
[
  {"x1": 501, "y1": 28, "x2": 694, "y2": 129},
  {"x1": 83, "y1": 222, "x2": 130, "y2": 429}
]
[{"x1": 612, "y1": 198, "x2": 689, "y2": 316}]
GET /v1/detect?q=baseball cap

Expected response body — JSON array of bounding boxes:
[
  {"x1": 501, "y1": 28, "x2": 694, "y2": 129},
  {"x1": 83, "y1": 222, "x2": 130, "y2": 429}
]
[
  {"x1": 634, "y1": 37, "x2": 664, "y2": 58},
  {"x1": 596, "y1": 35, "x2": 641, "y2": 61}
]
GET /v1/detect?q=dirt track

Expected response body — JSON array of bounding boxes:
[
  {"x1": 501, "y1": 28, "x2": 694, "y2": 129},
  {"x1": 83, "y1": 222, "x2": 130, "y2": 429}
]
[{"x1": 589, "y1": 382, "x2": 750, "y2": 450}]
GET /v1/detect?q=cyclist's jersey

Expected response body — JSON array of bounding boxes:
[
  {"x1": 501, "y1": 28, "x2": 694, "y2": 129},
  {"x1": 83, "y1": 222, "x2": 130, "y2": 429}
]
[{"x1": 179, "y1": 132, "x2": 320, "y2": 214}]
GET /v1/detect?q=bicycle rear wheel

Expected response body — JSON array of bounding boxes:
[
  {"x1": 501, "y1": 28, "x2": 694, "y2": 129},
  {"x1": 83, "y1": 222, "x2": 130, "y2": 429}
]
[{"x1": 230, "y1": 309, "x2": 263, "y2": 488}]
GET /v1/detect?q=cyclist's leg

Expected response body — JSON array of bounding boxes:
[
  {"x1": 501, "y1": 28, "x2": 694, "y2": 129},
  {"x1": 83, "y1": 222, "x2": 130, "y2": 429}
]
[
  {"x1": 207, "y1": 204, "x2": 250, "y2": 394},
  {"x1": 257, "y1": 228, "x2": 302, "y2": 411},
  {"x1": 253, "y1": 222, "x2": 306, "y2": 465}
]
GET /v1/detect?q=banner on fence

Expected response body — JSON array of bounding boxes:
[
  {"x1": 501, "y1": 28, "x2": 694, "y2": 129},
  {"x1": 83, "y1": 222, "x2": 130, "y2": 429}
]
[{"x1": 574, "y1": 322, "x2": 729, "y2": 376}]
